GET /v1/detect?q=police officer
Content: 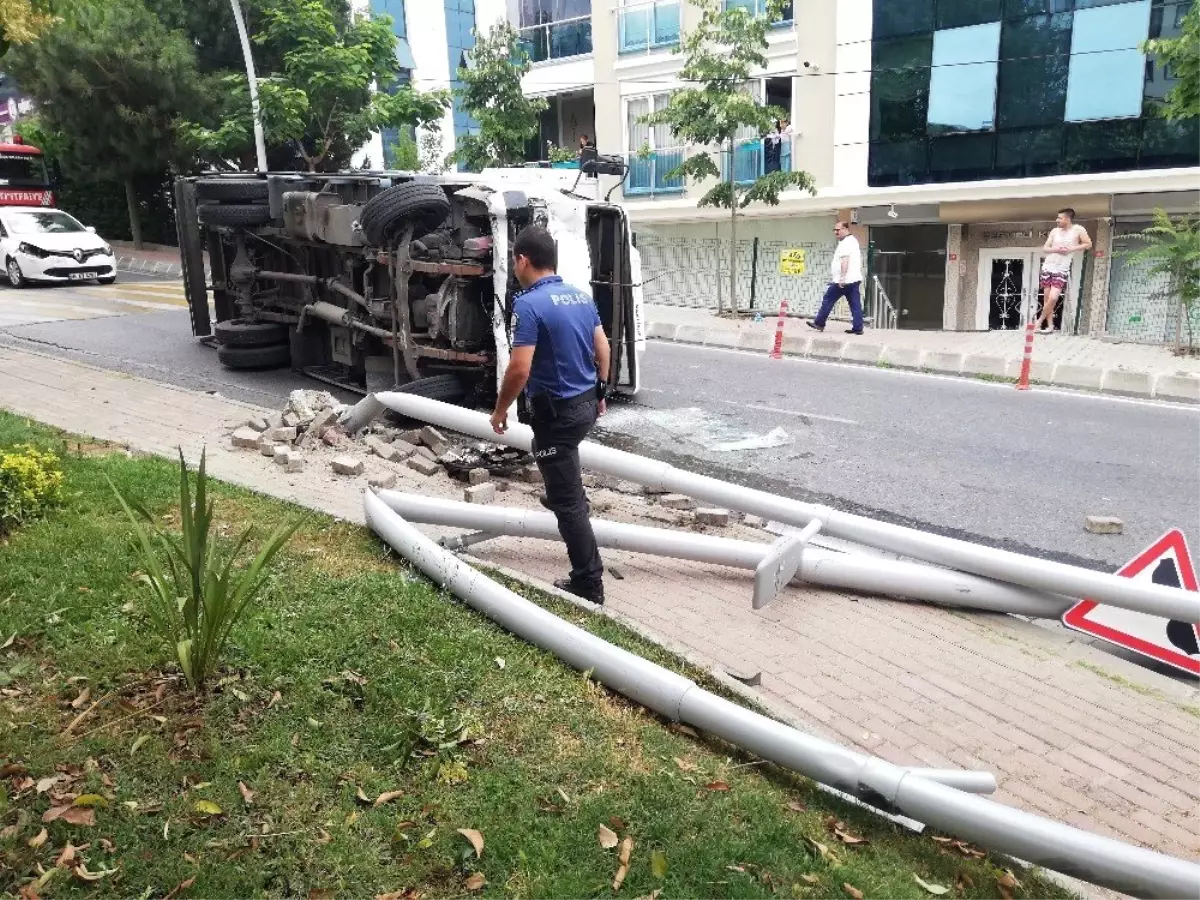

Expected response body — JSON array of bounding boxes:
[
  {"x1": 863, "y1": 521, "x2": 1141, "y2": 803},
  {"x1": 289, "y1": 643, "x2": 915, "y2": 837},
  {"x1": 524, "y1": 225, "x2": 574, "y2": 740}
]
[{"x1": 490, "y1": 225, "x2": 610, "y2": 604}]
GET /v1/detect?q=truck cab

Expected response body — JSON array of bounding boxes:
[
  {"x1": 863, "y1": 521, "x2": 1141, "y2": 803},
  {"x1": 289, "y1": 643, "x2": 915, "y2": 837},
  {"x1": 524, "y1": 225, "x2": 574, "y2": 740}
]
[
  {"x1": 0, "y1": 136, "x2": 54, "y2": 208},
  {"x1": 174, "y1": 170, "x2": 644, "y2": 408}
]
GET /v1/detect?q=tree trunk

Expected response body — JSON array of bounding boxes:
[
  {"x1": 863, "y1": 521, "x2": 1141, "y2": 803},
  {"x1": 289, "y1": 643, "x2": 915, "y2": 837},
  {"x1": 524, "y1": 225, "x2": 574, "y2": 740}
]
[
  {"x1": 124, "y1": 178, "x2": 144, "y2": 250},
  {"x1": 728, "y1": 140, "x2": 738, "y2": 315}
]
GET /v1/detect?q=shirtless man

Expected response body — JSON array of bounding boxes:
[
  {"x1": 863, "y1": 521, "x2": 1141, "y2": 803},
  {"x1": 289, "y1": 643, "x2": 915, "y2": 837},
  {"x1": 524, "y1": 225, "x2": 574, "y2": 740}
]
[{"x1": 1035, "y1": 208, "x2": 1092, "y2": 334}]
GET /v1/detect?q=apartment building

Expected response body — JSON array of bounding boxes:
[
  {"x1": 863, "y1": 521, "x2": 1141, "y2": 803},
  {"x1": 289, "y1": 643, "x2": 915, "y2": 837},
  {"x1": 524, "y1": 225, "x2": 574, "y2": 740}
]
[{"x1": 514, "y1": 0, "x2": 1197, "y2": 341}]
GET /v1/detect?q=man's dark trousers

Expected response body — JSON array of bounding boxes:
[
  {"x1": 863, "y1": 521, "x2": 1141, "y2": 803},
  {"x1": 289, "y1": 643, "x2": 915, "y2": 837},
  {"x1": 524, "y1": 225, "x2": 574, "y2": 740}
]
[
  {"x1": 813, "y1": 281, "x2": 864, "y2": 332},
  {"x1": 530, "y1": 392, "x2": 603, "y2": 591}
]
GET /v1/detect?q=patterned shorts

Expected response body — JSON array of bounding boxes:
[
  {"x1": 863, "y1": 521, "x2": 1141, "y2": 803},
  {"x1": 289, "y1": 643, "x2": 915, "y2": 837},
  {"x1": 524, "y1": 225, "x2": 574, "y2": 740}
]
[{"x1": 1039, "y1": 271, "x2": 1068, "y2": 292}]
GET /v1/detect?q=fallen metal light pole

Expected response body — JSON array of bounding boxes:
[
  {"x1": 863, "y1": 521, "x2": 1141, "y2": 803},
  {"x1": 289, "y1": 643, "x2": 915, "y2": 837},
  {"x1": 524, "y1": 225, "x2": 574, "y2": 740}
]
[
  {"x1": 374, "y1": 393, "x2": 1200, "y2": 623},
  {"x1": 364, "y1": 491, "x2": 1200, "y2": 900},
  {"x1": 375, "y1": 491, "x2": 1074, "y2": 618}
]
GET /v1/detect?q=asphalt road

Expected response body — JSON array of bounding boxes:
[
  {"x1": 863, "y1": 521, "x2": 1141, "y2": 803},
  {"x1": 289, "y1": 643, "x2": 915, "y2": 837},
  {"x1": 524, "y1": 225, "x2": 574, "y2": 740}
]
[
  {"x1": 0, "y1": 273, "x2": 333, "y2": 408},
  {"x1": 4, "y1": 278, "x2": 1197, "y2": 571},
  {"x1": 600, "y1": 341, "x2": 1200, "y2": 572}
]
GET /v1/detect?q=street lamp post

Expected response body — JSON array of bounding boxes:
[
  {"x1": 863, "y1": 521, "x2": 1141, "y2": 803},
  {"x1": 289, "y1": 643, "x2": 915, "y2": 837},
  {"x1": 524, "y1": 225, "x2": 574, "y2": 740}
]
[{"x1": 229, "y1": 0, "x2": 268, "y2": 172}]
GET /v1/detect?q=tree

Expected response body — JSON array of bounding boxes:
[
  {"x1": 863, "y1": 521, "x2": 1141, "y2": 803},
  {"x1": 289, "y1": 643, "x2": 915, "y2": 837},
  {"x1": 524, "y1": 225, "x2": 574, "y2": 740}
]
[
  {"x1": 5, "y1": 0, "x2": 203, "y2": 248},
  {"x1": 1124, "y1": 210, "x2": 1200, "y2": 355},
  {"x1": 452, "y1": 21, "x2": 547, "y2": 171},
  {"x1": 181, "y1": 0, "x2": 449, "y2": 172},
  {"x1": 0, "y1": 0, "x2": 55, "y2": 56},
  {"x1": 645, "y1": 0, "x2": 815, "y2": 313},
  {"x1": 1143, "y1": 3, "x2": 1199, "y2": 122}
]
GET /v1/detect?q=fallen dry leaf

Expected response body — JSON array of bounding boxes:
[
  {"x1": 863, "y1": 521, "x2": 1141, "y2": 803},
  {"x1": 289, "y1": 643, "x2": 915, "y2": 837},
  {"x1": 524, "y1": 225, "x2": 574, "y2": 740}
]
[
  {"x1": 268, "y1": 691, "x2": 281, "y2": 708},
  {"x1": 375, "y1": 891, "x2": 423, "y2": 900},
  {"x1": 1, "y1": 633, "x2": 14, "y2": 649},
  {"x1": 42, "y1": 806, "x2": 95, "y2": 827},
  {"x1": 98, "y1": 838, "x2": 115, "y2": 853},
  {"x1": 613, "y1": 836, "x2": 634, "y2": 890},
  {"x1": 55, "y1": 842, "x2": 80, "y2": 868},
  {"x1": 598, "y1": 824, "x2": 619, "y2": 849},
  {"x1": 705, "y1": 780, "x2": 730, "y2": 792},
  {"x1": 671, "y1": 723, "x2": 699, "y2": 738},
  {"x1": 457, "y1": 828, "x2": 484, "y2": 858},
  {"x1": 635, "y1": 891, "x2": 662, "y2": 900},
  {"x1": 130, "y1": 735, "x2": 150, "y2": 756},
  {"x1": 556, "y1": 787, "x2": 570, "y2": 805},
  {"x1": 354, "y1": 786, "x2": 371, "y2": 805},
  {"x1": 843, "y1": 883, "x2": 864, "y2": 900},
  {"x1": 72, "y1": 863, "x2": 115, "y2": 882},
  {"x1": 464, "y1": 873, "x2": 486, "y2": 892},
  {"x1": 673, "y1": 757, "x2": 697, "y2": 772},
  {"x1": 164, "y1": 877, "x2": 196, "y2": 900},
  {"x1": 373, "y1": 790, "x2": 404, "y2": 808},
  {"x1": 238, "y1": 781, "x2": 255, "y2": 805},
  {"x1": 1, "y1": 824, "x2": 20, "y2": 840},
  {"x1": 28, "y1": 828, "x2": 49, "y2": 849},
  {"x1": 913, "y1": 873, "x2": 950, "y2": 895},
  {"x1": 193, "y1": 800, "x2": 222, "y2": 817},
  {"x1": 800, "y1": 874, "x2": 821, "y2": 885},
  {"x1": 36, "y1": 775, "x2": 61, "y2": 794},
  {"x1": 651, "y1": 849, "x2": 668, "y2": 879},
  {"x1": 70, "y1": 688, "x2": 91, "y2": 710},
  {"x1": 785, "y1": 800, "x2": 807, "y2": 813},
  {"x1": 997, "y1": 871, "x2": 1021, "y2": 889},
  {"x1": 0, "y1": 763, "x2": 28, "y2": 779},
  {"x1": 315, "y1": 828, "x2": 333, "y2": 845}
]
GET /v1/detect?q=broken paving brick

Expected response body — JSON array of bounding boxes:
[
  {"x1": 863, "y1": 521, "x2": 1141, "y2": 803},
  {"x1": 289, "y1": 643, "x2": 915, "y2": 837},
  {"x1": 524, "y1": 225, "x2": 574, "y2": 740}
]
[
  {"x1": 468, "y1": 468, "x2": 490, "y2": 486},
  {"x1": 420, "y1": 426, "x2": 447, "y2": 448},
  {"x1": 407, "y1": 456, "x2": 440, "y2": 477},
  {"x1": 244, "y1": 416, "x2": 269, "y2": 433},
  {"x1": 1085, "y1": 515, "x2": 1124, "y2": 535},
  {"x1": 364, "y1": 436, "x2": 396, "y2": 459},
  {"x1": 388, "y1": 440, "x2": 417, "y2": 461},
  {"x1": 299, "y1": 408, "x2": 339, "y2": 447},
  {"x1": 268, "y1": 426, "x2": 298, "y2": 443},
  {"x1": 331, "y1": 456, "x2": 365, "y2": 476},
  {"x1": 285, "y1": 453, "x2": 306, "y2": 473},
  {"x1": 231, "y1": 426, "x2": 262, "y2": 449},
  {"x1": 660, "y1": 494, "x2": 696, "y2": 510},
  {"x1": 519, "y1": 464, "x2": 543, "y2": 484},
  {"x1": 465, "y1": 483, "x2": 496, "y2": 504},
  {"x1": 696, "y1": 508, "x2": 730, "y2": 526},
  {"x1": 369, "y1": 473, "x2": 398, "y2": 490},
  {"x1": 272, "y1": 446, "x2": 292, "y2": 464}
]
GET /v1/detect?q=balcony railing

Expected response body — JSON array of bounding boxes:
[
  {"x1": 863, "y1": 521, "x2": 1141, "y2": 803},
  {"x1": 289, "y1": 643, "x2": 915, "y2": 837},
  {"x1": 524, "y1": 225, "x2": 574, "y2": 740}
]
[
  {"x1": 626, "y1": 147, "x2": 686, "y2": 197},
  {"x1": 618, "y1": 1, "x2": 681, "y2": 54},
  {"x1": 517, "y1": 15, "x2": 593, "y2": 63},
  {"x1": 725, "y1": 0, "x2": 793, "y2": 25},
  {"x1": 722, "y1": 134, "x2": 793, "y2": 184}
]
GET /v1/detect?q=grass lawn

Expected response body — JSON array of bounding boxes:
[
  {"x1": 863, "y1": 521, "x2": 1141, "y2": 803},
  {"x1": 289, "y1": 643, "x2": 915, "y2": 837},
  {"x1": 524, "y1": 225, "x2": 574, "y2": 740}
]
[{"x1": 0, "y1": 411, "x2": 1073, "y2": 900}]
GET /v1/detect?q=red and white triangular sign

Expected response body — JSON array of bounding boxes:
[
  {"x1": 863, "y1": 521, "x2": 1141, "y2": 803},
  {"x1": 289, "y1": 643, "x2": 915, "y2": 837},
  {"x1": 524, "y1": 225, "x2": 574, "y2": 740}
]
[{"x1": 1063, "y1": 529, "x2": 1199, "y2": 676}]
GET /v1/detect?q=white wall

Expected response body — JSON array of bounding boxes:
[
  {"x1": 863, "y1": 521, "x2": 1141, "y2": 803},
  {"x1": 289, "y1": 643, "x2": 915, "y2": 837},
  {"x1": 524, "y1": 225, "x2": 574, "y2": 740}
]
[{"x1": 833, "y1": 0, "x2": 871, "y2": 191}]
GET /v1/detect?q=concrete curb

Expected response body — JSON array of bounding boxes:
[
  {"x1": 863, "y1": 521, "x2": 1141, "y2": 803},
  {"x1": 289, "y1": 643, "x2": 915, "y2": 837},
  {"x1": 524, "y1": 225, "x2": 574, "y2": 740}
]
[{"x1": 647, "y1": 324, "x2": 1200, "y2": 403}]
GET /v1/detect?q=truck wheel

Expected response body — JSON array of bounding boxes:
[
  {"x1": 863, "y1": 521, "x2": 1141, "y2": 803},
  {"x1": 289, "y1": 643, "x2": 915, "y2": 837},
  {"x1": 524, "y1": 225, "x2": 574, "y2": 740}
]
[
  {"x1": 395, "y1": 374, "x2": 466, "y2": 404},
  {"x1": 216, "y1": 342, "x2": 291, "y2": 370},
  {"x1": 198, "y1": 203, "x2": 273, "y2": 227},
  {"x1": 195, "y1": 178, "x2": 269, "y2": 203},
  {"x1": 215, "y1": 318, "x2": 290, "y2": 348},
  {"x1": 360, "y1": 183, "x2": 451, "y2": 247}
]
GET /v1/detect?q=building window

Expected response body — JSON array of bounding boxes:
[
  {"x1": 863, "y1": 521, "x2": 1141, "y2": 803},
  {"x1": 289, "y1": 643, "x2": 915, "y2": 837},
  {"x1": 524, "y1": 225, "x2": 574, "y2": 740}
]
[
  {"x1": 618, "y1": 1, "x2": 681, "y2": 54},
  {"x1": 927, "y1": 22, "x2": 1001, "y2": 133},
  {"x1": 625, "y1": 94, "x2": 685, "y2": 196},
  {"x1": 518, "y1": 0, "x2": 593, "y2": 62},
  {"x1": 1065, "y1": 0, "x2": 1152, "y2": 122},
  {"x1": 370, "y1": 0, "x2": 406, "y2": 38},
  {"x1": 725, "y1": 0, "x2": 793, "y2": 25}
]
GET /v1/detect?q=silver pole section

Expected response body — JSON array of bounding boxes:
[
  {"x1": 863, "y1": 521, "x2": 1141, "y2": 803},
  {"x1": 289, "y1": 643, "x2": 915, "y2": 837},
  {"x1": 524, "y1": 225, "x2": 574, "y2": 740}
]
[
  {"x1": 375, "y1": 491, "x2": 1073, "y2": 617},
  {"x1": 374, "y1": 394, "x2": 1200, "y2": 623},
  {"x1": 229, "y1": 0, "x2": 268, "y2": 173},
  {"x1": 363, "y1": 491, "x2": 1200, "y2": 900}
]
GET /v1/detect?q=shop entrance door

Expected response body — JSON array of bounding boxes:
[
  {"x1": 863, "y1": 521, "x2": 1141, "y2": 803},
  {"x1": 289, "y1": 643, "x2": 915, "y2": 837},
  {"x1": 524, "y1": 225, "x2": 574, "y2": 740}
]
[{"x1": 976, "y1": 248, "x2": 1081, "y2": 332}]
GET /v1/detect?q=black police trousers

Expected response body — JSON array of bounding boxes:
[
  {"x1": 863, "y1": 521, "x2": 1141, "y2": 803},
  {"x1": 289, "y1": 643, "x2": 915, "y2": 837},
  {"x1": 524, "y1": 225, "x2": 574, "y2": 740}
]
[{"x1": 530, "y1": 393, "x2": 603, "y2": 590}]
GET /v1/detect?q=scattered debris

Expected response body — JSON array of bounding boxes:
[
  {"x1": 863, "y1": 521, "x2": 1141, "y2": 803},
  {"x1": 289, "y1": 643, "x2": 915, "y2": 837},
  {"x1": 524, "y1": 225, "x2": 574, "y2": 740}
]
[
  {"x1": 268, "y1": 426, "x2": 298, "y2": 444},
  {"x1": 468, "y1": 468, "x2": 490, "y2": 486},
  {"x1": 660, "y1": 494, "x2": 696, "y2": 510},
  {"x1": 727, "y1": 670, "x2": 761, "y2": 687},
  {"x1": 369, "y1": 473, "x2": 398, "y2": 491},
  {"x1": 407, "y1": 456, "x2": 440, "y2": 477},
  {"x1": 245, "y1": 416, "x2": 269, "y2": 432},
  {"x1": 1085, "y1": 515, "x2": 1124, "y2": 535},
  {"x1": 743, "y1": 515, "x2": 765, "y2": 529},
  {"x1": 464, "y1": 484, "x2": 496, "y2": 505},
  {"x1": 696, "y1": 508, "x2": 731, "y2": 526},
  {"x1": 231, "y1": 427, "x2": 262, "y2": 449}
]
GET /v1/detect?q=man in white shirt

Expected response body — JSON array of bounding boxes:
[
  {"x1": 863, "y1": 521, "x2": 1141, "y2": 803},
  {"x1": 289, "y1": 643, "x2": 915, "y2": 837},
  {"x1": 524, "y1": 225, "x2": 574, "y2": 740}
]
[
  {"x1": 1034, "y1": 208, "x2": 1092, "y2": 334},
  {"x1": 807, "y1": 221, "x2": 864, "y2": 335}
]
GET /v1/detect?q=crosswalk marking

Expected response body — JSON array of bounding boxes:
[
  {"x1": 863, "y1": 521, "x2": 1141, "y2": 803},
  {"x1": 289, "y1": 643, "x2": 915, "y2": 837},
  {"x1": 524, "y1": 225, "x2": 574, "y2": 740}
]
[{"x1": 0, "y1": 279, "x2": 195, "y2": 327}]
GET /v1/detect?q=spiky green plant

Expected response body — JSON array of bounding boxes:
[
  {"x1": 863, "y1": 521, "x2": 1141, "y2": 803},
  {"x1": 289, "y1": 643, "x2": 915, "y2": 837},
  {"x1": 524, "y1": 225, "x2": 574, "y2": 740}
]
[{"x1": 109, "y1": 449, "x2": 301, "y2": 690}]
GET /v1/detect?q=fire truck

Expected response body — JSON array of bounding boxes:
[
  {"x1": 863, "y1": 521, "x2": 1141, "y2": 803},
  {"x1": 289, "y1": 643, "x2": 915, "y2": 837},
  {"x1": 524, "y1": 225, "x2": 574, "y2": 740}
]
[
  {"x1": 0, "y1": 135, "x2": 54, "y2": 208},
  {"x1": 173, "y1": 168, "x2": 644, "y2": 406}
]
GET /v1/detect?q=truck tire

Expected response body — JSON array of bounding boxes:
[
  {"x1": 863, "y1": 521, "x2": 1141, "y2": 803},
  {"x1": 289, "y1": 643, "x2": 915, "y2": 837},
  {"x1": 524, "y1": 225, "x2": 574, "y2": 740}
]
[
  {"x1": 216, "y1": 342, "x2": 291, "y2": 370},
  {"x1": 396, "y1": 374, "x2": 466, "y2": 404},
  {"x1": 215, "y1": 318, "x2": 289, "y2": 348},
  {"x1": 360, "y1": 183, "x2": 451, "y2": 247},
  {"x1": 198, "y1": 202, "x2": 273, "y2": 227},
  {"x1": 195, "y1": 178, "x2": 269, "y2": 203}
]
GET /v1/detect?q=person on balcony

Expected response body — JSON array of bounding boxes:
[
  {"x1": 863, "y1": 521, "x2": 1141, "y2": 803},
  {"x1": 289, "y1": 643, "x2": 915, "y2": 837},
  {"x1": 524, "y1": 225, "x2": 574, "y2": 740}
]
[{"x1": 764, "y1": 119, "x2": 790, "y2": 174}]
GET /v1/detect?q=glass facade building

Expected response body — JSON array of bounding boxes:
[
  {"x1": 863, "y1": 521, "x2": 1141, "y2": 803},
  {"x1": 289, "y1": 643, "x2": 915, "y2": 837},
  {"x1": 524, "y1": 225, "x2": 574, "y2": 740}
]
[{"x1": 868, "y1": 0, "x2": 1199, "y2": 186}]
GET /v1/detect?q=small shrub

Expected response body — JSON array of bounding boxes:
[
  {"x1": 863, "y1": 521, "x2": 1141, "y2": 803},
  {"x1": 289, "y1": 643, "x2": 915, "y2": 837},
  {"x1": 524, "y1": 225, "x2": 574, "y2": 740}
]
[
  {"x1": 0, "y1": 444, "x2": 64, "y2": 534},
  {"x1": 109, "y1": 449, "x2": 301, "y2": 690}
]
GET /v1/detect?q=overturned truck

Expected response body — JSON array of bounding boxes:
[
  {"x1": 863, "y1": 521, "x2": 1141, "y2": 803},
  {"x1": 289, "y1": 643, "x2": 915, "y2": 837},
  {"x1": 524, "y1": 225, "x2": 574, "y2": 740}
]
[{"x1": 174, "y1": 171, "x2": 645, "y2": 407}]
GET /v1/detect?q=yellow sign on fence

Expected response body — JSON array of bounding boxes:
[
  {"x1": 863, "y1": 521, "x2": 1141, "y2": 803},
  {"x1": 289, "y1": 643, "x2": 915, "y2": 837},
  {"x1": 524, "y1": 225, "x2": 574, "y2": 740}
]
[{"x1": 779, "y1": 248, "x2": 807, "y2": 276}]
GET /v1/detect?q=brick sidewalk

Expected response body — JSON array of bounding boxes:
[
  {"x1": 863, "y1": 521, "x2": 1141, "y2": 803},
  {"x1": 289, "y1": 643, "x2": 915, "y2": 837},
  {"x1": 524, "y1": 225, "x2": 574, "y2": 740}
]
[
  {"x1": 0, "y1": 345, "x2": 1196, "y2": 864},
  {"x1": 645, "y1": 305, "x2": 1200, "y2": 403}
]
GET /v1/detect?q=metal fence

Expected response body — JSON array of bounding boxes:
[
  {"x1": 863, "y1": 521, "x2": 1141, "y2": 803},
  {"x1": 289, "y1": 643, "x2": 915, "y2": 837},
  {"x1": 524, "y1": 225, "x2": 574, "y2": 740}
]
[{"x1": 635, "y1": 227, "x2": 834, "y2": 316}]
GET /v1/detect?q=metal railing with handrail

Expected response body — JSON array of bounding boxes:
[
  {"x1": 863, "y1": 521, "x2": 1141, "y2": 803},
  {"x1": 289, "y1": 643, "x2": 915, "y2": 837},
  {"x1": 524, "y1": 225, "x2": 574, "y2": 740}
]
[{"x1": 869, "y1": 275, "x2": 899, "y2": 330}]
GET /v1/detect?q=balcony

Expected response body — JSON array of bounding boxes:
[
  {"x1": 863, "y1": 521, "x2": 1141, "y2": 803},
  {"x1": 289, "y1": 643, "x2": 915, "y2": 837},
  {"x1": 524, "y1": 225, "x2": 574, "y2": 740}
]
[
  {"x1": 626, "y1": 147, "x2": 686, "y2": 197},
  {"x1": 618, "y1": 1, "x2": 681, "y2": 54},
  {"x1": 517, "y1": 15, "x2": 593, "y2": 63},
  {"x1": 722, "y1": 134, "x2": 793, "y2": 184},
  {"x1": 725, "y1": 0, "x2": 793, "y2": 25}
]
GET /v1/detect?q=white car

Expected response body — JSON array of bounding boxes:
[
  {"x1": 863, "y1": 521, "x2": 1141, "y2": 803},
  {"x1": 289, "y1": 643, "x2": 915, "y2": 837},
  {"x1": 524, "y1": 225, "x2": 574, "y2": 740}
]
[{"x1": 0, "y1": 207, "x2": 116, "y2": 288}]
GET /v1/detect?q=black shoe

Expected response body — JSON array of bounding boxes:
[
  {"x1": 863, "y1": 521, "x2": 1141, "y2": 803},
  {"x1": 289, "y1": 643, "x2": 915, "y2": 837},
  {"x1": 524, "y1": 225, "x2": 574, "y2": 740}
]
[
  {"x1": 554, "y1": 578, "x2": 605, "y2": 605},
  {"x1": 845, "y1": 329, "x2": 863, "y2": 335},
  {"x1": 806, "y1": 321, "x2": 824, "y2": 332}
]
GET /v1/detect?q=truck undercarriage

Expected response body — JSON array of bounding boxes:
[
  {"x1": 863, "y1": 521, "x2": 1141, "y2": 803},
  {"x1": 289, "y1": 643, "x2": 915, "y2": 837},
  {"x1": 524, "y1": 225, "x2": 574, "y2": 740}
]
[{"x1": 174, "y1": 171, "x2": 644, "y2": 406}]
